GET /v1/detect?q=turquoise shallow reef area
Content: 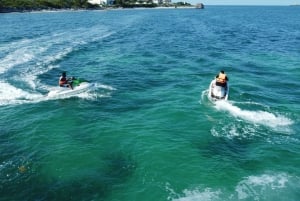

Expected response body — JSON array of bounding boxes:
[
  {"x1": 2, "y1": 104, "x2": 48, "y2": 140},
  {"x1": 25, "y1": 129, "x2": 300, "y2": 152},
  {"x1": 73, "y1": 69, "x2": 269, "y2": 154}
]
[{"x1": 0, "y1": 6, "x2": 299, "y2": 201}]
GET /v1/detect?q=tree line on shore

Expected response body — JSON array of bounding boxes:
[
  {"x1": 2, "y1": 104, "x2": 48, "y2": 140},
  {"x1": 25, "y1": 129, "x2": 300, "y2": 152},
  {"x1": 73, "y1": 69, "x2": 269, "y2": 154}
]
[
  {"x1": 0, "y1": 0, "x2": 193, "y2": 12},
  {"x1": 0, "y1": 0, "x2": 99, "y2": 12}
]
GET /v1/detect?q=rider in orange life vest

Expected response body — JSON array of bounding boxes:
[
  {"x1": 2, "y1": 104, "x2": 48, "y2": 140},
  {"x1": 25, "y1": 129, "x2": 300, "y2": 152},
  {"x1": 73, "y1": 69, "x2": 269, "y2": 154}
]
[
  {"x1": 215, "y1": 70, "x2": 228, "y2": 87},
  {"x1": 59, "y1": 72, "x2": 73, "y2": 89}
]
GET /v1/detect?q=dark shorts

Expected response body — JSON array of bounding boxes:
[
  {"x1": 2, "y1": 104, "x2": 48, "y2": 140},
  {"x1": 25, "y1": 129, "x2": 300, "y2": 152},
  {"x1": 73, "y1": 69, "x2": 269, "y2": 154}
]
[
  {"x1": 60, "y1": 84, "x2": 69, "y2": 88},
  {"x1": 216, "y1": 82, "x2": 227, "y2": 87}
]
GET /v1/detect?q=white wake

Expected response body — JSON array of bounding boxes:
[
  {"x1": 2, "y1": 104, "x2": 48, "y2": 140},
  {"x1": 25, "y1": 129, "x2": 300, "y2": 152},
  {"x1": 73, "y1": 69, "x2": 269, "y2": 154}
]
[{"x1": 214, "y1": 100, "x2": 293, "y2": 129}]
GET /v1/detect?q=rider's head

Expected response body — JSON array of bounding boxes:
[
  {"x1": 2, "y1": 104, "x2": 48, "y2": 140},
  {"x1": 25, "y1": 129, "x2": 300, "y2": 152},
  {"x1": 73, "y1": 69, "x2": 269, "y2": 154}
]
[{"x1": 62, "y1": 72, "x2": 66, "y2": 77}]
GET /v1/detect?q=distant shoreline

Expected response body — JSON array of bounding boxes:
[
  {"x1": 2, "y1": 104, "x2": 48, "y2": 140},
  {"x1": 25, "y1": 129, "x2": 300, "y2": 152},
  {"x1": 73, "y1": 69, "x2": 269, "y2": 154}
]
[
  {"x1": 0, "y1": 6, "x2": 198, "y2": 14},
  {"x1": 1, "y1": 4, "x2": 296, "y2": 14},
  {"x1": 0, "y1": 7, "x2": 103, "y2": 14}
]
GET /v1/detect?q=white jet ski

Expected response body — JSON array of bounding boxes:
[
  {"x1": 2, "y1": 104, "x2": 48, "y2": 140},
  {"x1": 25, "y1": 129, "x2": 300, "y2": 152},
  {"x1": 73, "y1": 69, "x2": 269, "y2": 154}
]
[
  {"x1": 208, "y1": 79, "x2": 229, "y2": 101},
  {"x1": 47, "y1": 78, "x2": 93, "y2": 98}
]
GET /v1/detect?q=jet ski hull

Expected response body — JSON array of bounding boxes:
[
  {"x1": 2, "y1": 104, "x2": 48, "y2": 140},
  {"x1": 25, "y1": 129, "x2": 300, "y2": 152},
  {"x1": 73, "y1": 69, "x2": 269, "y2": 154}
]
[
  {"x1": 208, "y1": 79, "x2": 229, "y2": 101},
  {"x1": 47, "y1": 82, "x2": 92, "y2": 98}
]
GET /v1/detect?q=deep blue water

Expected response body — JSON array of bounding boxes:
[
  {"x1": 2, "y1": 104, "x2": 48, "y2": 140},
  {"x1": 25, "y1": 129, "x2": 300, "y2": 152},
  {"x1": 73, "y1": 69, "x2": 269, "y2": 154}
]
[{"x1": 0, "y1": 6, "x2": 300, "y2": 201}]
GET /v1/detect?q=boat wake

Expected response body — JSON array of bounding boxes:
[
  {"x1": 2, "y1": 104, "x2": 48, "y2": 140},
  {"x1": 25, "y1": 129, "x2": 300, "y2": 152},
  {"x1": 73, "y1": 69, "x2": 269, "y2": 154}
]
[
  {"x1": 214, "y1": 100, "x2": 293, "y2": 129},
  {"x1": 0, "y1": 82, "x2": 43, "y2": 106},
  {"x1": 0, "y1": 82, "x2": 115, "y2": 106},
  {"x1": 199, "y1": 89, "x2": 293, "y2": 135},
  {"x1": 167, "y1": 172, "x2": 299, "y2": 201}
]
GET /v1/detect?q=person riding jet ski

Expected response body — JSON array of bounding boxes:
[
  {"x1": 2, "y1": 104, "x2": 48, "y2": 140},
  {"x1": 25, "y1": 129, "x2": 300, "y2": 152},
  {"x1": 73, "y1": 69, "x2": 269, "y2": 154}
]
[
  {"x1": 209, "y1": 70, "x2": 229, "y2": 100},
  {"x1": 59, "y1": 72, "x2": 73, "y2": 89},
  {"x1": 215, "y1": 70, "x2": 229, "y2": 88}
]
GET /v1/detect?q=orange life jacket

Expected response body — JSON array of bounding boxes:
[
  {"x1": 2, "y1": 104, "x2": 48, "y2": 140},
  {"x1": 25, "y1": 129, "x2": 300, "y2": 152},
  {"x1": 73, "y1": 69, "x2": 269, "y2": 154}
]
[{"x1": 217, "y1": 72, "x2": 227, "y2": 83}]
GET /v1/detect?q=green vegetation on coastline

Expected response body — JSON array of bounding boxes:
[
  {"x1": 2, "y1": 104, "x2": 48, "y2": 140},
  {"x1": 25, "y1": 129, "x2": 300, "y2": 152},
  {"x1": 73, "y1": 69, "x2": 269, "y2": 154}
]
[
  {"x1": 0, "y1": 0, "x2": 193, "y2": 13},
  {"x1": 0, "y1": 0, "x2": 99, "y2": 12}
]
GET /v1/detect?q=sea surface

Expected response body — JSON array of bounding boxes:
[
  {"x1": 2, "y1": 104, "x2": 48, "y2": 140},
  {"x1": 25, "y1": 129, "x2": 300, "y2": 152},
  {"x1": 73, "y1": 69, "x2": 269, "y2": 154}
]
[{"x1": 0, "y1": 6, "x2": 300, "y2": 201}]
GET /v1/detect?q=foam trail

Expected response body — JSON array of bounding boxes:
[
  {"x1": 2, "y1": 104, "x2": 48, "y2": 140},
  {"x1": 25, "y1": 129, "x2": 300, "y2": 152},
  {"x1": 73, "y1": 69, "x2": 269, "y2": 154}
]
[
  {"x1": 0, "y1": 49, "x2": 34, "y2": 74},
  {"x1": 1, "y1": 26, "x2": 114, "y2": 79},
  {"x1": 235, "y1": 173, "x2": 290, "y2": 200},
  {"x1": 199, "y1": 89, "x2": 208, "y2": 104},
  {"x1": 95, "y1": 83, "x2": 116, "y2": 91},
  {"x1": 168, "y1": 172, "x2": 294, "y2": 201},
  {"x1": 172, "y1": 188, "x2": 221, "y2": 201},
  {"x1": 0, "y1": 82, "x2": 43, "y2": 106},
  {"x1": 214, "y1": 101, "x2": 293, "y2": 128}
]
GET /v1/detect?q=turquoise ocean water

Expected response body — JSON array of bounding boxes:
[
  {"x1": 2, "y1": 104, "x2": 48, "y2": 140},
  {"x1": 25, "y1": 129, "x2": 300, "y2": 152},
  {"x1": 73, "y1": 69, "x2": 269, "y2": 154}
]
[{"x1": 0, "y1": 6, "x2": 299, "y2": 201}]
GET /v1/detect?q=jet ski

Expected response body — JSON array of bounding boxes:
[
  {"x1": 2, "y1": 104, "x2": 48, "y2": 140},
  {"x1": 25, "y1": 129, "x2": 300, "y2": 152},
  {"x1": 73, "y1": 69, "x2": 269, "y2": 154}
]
[
  {"x1": 208, "y1": 79, "x2": 229, "y2": 101},
  {"x1": 47, "y1": 78, "x2": 93, "y2": 98}
]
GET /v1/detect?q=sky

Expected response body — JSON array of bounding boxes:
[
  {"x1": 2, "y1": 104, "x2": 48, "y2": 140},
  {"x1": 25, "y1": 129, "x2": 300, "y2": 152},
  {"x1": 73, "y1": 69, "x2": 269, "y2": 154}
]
[{"x1": 187, "y1": 0, "x2": 299, "y2": 5}]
